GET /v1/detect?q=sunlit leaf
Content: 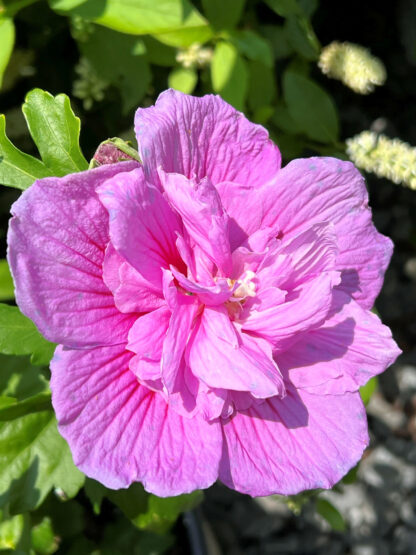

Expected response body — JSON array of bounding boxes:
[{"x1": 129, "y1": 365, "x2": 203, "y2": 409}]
[
  {"x1": 211, "y1": 41, "x2": 248, "y2": 111},
  {"x1": 0, "y1": 260, "x2": 14, "y2": 301},
  {"x1": 168, "y1": 66, "x2": 197, "y2": 94},
  {"x1": 0, "y1": 304, "x2": 56, "y2": 366},
  {"x1": 50, "y1": 0, "x2": 212, "y2": 47},
  {"x1": 360, "y1": 376, "x2": 378, "y2": 405},
  {"x1": 0, "y1": 114, "x2": 53, "y2": 190},
  {"x1": 22, "y1": 89, "x2": 88, "y2": 176},
  {"x1": 0, "y1": 17, "x2": 14, "y2": 88},
  {"x1": 0, "y1": 409, "x2": 84, "y2": 514}
]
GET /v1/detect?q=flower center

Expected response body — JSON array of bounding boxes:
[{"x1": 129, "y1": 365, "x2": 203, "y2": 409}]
[
  {"x1": 228, "y1": 270, "x2": 257, "y2": 300},
  {"x1": 225, "y1": 270, "x2": 257, "y2": 319}
]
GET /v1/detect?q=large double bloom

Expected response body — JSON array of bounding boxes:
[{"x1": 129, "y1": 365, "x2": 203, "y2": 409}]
[{"x1": 8, "y1": 90, "x2": 400, "y2": 497}]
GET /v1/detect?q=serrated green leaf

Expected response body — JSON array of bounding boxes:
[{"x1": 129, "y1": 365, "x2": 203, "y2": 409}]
[
  {"x1": 265, "y1": 0, "x2": 302, "y2": 16},
  {"x1": 0, "y1": 409, "x2": 84, "y2": 514},
  {"x1": 50, "y1": 0, "x2": 212, "y2": 47},
  {"x1": 360, "y1": 376, "x2": 378, "y2": 405},
  {"x1": 285, "y1": 14, "x2": 320, "y2": 60},
  {"x1": 22, "y1": 89, "x2": 88, "y2": 176},
  {"x1": 202, "y1": 0, "x2": 245, "y2": 30},
  {"x1": 283, "y1": 71, "x2": 339, "y2": 143},
  {"x1": 230, "y1": 29, "x2": 273, "y2": 68},
  {"x1": 79, "y1": 26, "x2": 151, "y2": 114},
  {"x1": 0, "y1": 260, "x2": 14, "y2": 301},
  {"x1": 168, "y1": 67, "x2": 197, "y2": 94},
  {"x1": 0, "y1": 304, "x2": 56, "y2": 366},
  {"x1": 0, "y1": 17, "x2": 14, "y2": 88},
  {"x1": 316, "y1": 498, "x2": 346, "y2": 532},
  {"x1": 211, "y1": 41, "x2": 248, "y2": 111},
  {"x1": 0, "y1": 114, "x2": 53, "y2": 190}
]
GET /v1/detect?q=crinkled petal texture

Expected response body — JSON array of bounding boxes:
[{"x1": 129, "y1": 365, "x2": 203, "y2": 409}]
[
  {"x1": 8, "y1": 90, "x2": 400, "y2": 499},
  {"x1": 50, "y1": 344, "x2": 222, "y2": 495},
  {"x1": 8, "y1": 162, "x2": 139, "y2": 347}
]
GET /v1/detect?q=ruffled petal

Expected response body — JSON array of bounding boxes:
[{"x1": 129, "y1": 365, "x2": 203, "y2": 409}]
[
  {"x1": 262, "y1": 157, "x2": 392, "y2": 308},
  {"x1": 242, "y1": 272, "x2": 339, "y2": 350},
  {"x1": 161, "y1": 295, "x2": 199, "y2": 392},
  {"x1": 278, "y1": 291, "x2": 401, "y2": 395},
  {"x1": 7, "y1": 162, "x2": 138, "y2": 348},
  {"x1": 103, "y1": 244, "x2": 164, "y2": 314},
  {"x1": 51, "y1": 343, "x2": 222, "y2": 496},
  {"x1": 170, "y1": 266, "x2": 232, "y2": 306},
  {"x1": 97, "y1": 167, "x2": 183, "y2": 288},
  {"x1": 258, "y1": 222, "x2": 338, "y2": 291},
  {"x1": 220, "y1": 386, "x2": 368, "y2": 496},
  {"x1": 161, "y1": 171, "x2": 232, "y2": 276},
  {"x1": 187, "y1": 306, "x2": 285, "y2": 398},
  {"x1": 135, "y1": 89, "x2": 281, "y2": 189}
]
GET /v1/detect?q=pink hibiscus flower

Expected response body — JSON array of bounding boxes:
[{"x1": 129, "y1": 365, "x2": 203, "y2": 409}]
[{"x1": 7, "y1": 90, "x2": 400, "y2": 497}]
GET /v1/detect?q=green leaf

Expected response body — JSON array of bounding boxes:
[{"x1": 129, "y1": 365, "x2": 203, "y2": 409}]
[
  {"x1": 0, "y1": 260, "x2": 14, "y2": 301},
  {"x1": 298, "y1": 0, "x2": 318, "y2": 16},
  {"x1": 0, "y1": 392, "x2": 51, "y2": 421},
  {"x1": 86, "y1": 479, "x2": 202, "y2": 534},
  {"x1": 202, "y1": 0, "x2": 245, "y2": 30},
  {"x1": 283, "y1": 71, "x2": 339, "y2": 143},
  {"x1": 261, "y1": 25, "x2": 293, "y2": 59},
  {"x1": 2, "y1": 0, "x2": 40, "y2": 17},
  {"x1": 142, "y1": 36, "x2": 176, "y2": 67},
  {"x1": 22, "y1": 89, "x2": 88, "y2": 176},
  {"x1": 342, "y1": 463, "x2": 359, "y2": 485},
  {"x1": 0, "y1": 114, "x2": 53, "y2": 190},
  {"x1": 285, "y1": 14, "x2": 320, "y2": 60},
  {"x1": 247, "y1": 60, "x2": 276, "y2": 111},
  {"x1": 0, "y1": 513, "x2": 24, "y2": 550},
  {"x1": 134, "y1": 491, "x2": 203, "y2": 534},
  {"x1": 31, "y1": 516, "x2": 59, "y2": 554},
  {"x1": 0, "y1": 354, "x2": 49, "y2": 401},
  {"x1": 211, "y1": 41, "x2": 248, "y2": 111},
  {"x1": 230, "y1": 29, "x2": 273, "y2": 68},
  {"x1": 0, "y1": 409, "x2": 84, "y2": 514},
  {"x1": 79, "y1": 26, "x2": 151, "y2": 114},
  {"x1": 50, "y1": 0, "x2": 212, "y2": 47},
  {"x1": 272, "y1": 102, "x2": 303, "y2": 134},
  {"x1": 265, "y1": 0, "x2": 302, "y2": 16},
  {"x1": 360, "y1": 376, "x2": 378, "y2": 405},
  {"x1": 316, "y1": 498, "x2": 346, "y2": 532},
  {"x1": 168, "y1": 67, "x2": 197, "y2": 94},
  {"x1": 0, "y1": 304, "x2": 56, "y2": 366},
  {"x1": 0, "y1": 17, "x2": 15, "y2": 88}
]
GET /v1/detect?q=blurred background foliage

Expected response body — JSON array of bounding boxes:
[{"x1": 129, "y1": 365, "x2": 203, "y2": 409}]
[{"x1": 0, "y1": 0, "x2": 415, "y2": 553}]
